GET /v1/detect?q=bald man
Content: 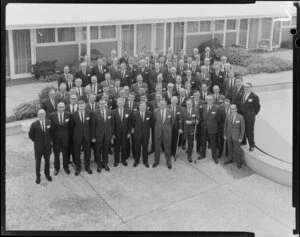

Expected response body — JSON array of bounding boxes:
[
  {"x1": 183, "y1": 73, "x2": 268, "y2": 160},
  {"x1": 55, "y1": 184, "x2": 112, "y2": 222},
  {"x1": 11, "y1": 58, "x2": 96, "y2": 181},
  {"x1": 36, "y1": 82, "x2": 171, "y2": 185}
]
[{"x1": 28, "y1": 109, "x2": 53, "y2": 184}]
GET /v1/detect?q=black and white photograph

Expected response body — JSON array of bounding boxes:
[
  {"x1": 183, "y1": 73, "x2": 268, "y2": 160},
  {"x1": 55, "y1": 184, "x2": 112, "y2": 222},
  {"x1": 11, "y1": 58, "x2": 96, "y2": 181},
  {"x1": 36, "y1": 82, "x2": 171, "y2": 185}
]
[{"x1": 3, "y1": 1, "x2": 298, "y2": 235}]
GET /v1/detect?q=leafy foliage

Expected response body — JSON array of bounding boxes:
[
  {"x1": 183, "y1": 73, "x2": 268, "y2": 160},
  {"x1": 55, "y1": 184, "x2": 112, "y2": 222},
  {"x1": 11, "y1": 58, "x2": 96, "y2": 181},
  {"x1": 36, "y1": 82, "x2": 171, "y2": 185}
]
[
  {"x1": 13, "y1": 99, "x2": 40, "y2": 120},
  {"x1": 198, "y1": 38, "x2": 223, "y2": 54},
  {"x1": 214, "y1": 47, "x2": 252, "y2": 65},
  {"x1": 38, "y1": 86, "x2": 57, "y2": 104}
]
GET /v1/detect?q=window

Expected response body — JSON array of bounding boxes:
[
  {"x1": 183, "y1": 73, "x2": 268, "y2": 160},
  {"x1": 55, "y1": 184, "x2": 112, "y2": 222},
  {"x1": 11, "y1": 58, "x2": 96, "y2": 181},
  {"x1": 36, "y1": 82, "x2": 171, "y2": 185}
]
[
  {"x1": 156, "y1": 23, "x2": 164, "y2": 50},
  {"x1": 215, "y1": 20, "x2": 224, "y2": 31},
  {"x1": 187, "y1": 21, "x2": 199, "y2": 33},
  {"x1": 101, "y1": 25, "x2": 116, "y2": 39},
  {"x1": 291, "y1": 16, "x2": 296, "y2": 26},
  {"x1": 200, "y1": 21, "x2": 211, "y2": 32},
  {"x1": 137, "y1": 24, "x2": 152, "y2": 52},
  {"x1": 90, "y1": 26, "x2": 99, "y2": 40},
  {"x1": 282, "y1": 20, "x2": 290, "y2": 27},
  {"x1": 57, "y1": 27, "x2": 75, "y2": 42},
  {"x1": 81, "y1": 27, "x2": 87, "y2": 41},
  {"x1": 226, "y1": 20, "x2": 236, "y2": 30},
  {"x1": 122, "y1": 25, "x2": 134, "y2": 55},
  {"x1": 36, "y1": 28, "x2": 55, "y2": 43}
]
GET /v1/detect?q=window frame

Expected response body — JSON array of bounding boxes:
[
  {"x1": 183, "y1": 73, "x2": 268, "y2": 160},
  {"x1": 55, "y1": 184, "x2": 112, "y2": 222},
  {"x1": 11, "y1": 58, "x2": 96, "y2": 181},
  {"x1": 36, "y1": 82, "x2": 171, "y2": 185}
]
[
  {"x1": 88, "y1": 25, "x2": 117, "y2": 42},
  {"x1": 35, "y1": 27, "x2": 77, "y2": 46}
]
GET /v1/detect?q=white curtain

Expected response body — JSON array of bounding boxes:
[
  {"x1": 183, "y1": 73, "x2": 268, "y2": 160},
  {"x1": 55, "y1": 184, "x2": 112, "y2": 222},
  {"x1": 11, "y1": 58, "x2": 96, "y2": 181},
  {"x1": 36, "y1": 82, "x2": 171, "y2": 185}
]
[
  {"x1": 101, "y1": 25, "x2": 116, "y2": 39},
  {"x1": 137, "y1": 24, "x2": 152, "y2": 53},
  {"x1": 156, "y1": 23, "x2": 164, "y2": 51},
  {"x1": 13, "y1": 30, "x2": 31, "y2": 74},
  {"x1": 58, "y1": 27, "x2": 75, "y2": 42},
  {"x1": 248, "y1": 19, "x2": 259, "y2": 49},
  {"x1": 166, "y1": 23, "x2": 171, "y2": 50},
  {"x1": 6, "y1": 31, "x2": 10, "y2": 77},
  {"x1": 174, "y1": 22, "x2": 184, "y2": 54},
  {"x1": 122, "y1": 25, "x2": 134, "y2": 55},
  {"x1": 90, "y1": 26, "x2": 99, "y2": 40},
  {"x1": 272, "y1": 21, "x2": 281, "y2": 46},
  {"x1": 261, "y1": 18, "x2": 272, "y2": 39},
  {"x1": 239, "y1": 19, "x2": 248, "y2": 47},
  {"x1": 36, "y1": 28, "x2": 55, "y2": 43}
]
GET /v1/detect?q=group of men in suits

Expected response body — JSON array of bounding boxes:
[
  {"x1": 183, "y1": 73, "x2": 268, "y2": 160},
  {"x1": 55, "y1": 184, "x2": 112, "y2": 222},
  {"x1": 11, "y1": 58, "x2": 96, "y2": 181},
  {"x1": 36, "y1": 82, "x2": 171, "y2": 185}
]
[{"x1": 30, "y1": 49, "x2": 261, "y2": 184}]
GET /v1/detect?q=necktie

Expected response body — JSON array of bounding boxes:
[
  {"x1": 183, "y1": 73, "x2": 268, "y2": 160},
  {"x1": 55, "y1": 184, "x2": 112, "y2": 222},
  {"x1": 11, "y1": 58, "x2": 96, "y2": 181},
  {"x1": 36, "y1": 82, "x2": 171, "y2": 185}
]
[
  {"x1": 243, "y1": 93, "x2": 248, "y2": 103},
  {"x1": 78, "y1": 88, "x2": 81, "y2": 96},
  {"x1": 120, "y1": 109, "x2": 123, "y2": 121},
  {"x1": 180, "y1": 97, "x2": 183, "y2": 105},
  {"x1": 51, "y1": 99, "x2": 55, "y2": 109},
  {"x1": 92, "y1": 104, "x2": 94, "y2": 112},
  {"x1": 189, "y1": 109, "x2": 191, "y2": 117},
  {"x1": 100, "y1": 66, "x2": 102, "y2": 74},
  {"x1": 81, "y1": 112, "x2": 84, "y2": 123},
  {"x1": 60, "y1": 113, "x2": 63, "y2": 125},
  {"x1": 177, "y1": 85, "x2": 180, "y2": 92},
  {"x1": 216, "y1": 71, "x2": 219, "y2": 77},
  {"x1": 142, "y1": 112, "x2": 144, "y2": 122},
  {"x1": 129, "y1": 102, "x2": 132, "y2": 111},
  {"x1": 232, "y1": 115, "x2": 235, "y2": 124},
  {"x1": 161, "y1": 109, "x2": 163, "y2": 122},
  {"x1": 208, "y1": 106, "x2": 211, "y2": 113},
  {"x1": 172, "y1": 106, "x2": 176, "y2": 117},
  {"x1": 123, "y1": 70, "x2": 125, "y2": 79},
  {"x1": 69, "y1": 83, "x2": 72, "y2": 89},
  {"x1": 102, "y1": 110, "x2": 106, "y2": 122},
  {"x1": 61, "y1": 92, "x2": 64, "y2": 99},
  {"x1": 93, "y1": 85, "x2": 96, "y2": 94},
  {"x1": 116, "y1": 87, "x2": 119, "y2": 96},
  {"x1": 203, "y1": 92, "x2": 206, "y2": 101},
  {"x1": 42, "y1": 121, "x2": 45, "y2": 132}
]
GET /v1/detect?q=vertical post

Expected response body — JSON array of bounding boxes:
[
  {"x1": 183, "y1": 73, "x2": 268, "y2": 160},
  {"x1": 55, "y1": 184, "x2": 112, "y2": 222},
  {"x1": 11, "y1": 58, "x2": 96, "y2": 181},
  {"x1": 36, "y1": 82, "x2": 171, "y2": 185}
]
[
  {"x1": 163, "y1": 22, "x2": 167, "y2": 55},
  {"x1": 117, "y1": 25, "x2": 122, "y2": 57},
  {"x1": 8, "y1": 30, "x2": 15, "y2": 78},
  {"x1": 77, "y1": 27, "x2": 82, "y2": 60},
  {"x1": 55, "y1": 28, "x2": 58, "y2": 43},
  {"x1": 258, "y1": 18, "x2": 262, "y2": 43},
  {"x1": 278, "y1": 20, "x2": 282, "y2": 47},
  {"x1": 270, "y1": 17, "x2": 274, "y2": 51},
  {"x1": 30, "y1": 29, "x2": 36, "y2": 66},
  {"x1": 170, "y1": 22, "x2": 174, "y2": 54},
  {"x1": 151, "y1": 23, "x2": 156, "y2": 52},
  {"x1": 223, "y1": 20, "x2": 227, "y2": 48},
  {"x1": 246, "y1": 19, "x2": 250, "y2": 49},
  {"x1": 212, "y1": 20, "x2": 215, "y2": 40},
  {"x1": 134, "y1": 24, "x2": 137, "y2": 56},
  {"x1": 236, "y1": 19, "x2": 240, "y2": 45},
  {"x1": 183, "y1": 21, "x2": 187, "y2": 55},
  {"x1": 86, "y1": 24, "x2": 91, "y2": 57}
]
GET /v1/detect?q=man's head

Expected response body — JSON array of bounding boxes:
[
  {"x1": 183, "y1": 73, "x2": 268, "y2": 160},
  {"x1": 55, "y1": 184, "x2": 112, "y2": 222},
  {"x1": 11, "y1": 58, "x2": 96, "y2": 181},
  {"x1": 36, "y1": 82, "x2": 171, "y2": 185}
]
[
  {"x1": 120, "y1": 62, "x2": 126, "y2": 70},
  {"x1": 171, "y1": 96, "x2": 178, "y2": 106},
  {"x1": 155, "y1": 62, "x2": 160, "y2": 70},
  {"x1": 37, "y1": 109, "x2": 46, "y2": 121},
  {"x1": 78, "y1": 100, "x2": 86, "y2": 111},
  {"x1": 99, "y1": 99, "x2": 106, "y2": 110},
  {"x1": 123, "y1": 51, "x2": 128, "y2": 58},
  {"x1": 123, "y1": 86, "x2": 130, "y2": 95},
  {"x1": 75, "y1": 78, "x2": 82, "y2": 87},
  {"x1": 205, "y1": 46, "x2": 211, "y2": 53},
  {"x1": 186, "y1": 99, "x2": 193, "y2": 109},
  {"x1": 91, "y1": 75, "x2": 97, "y2": 84},
  {"x1": 230, "y1": 104, "x2": 238, "y2": 115},
  {"x1": 57, "y1": 102, "x2": 66, "y2": 113},
  {"x1": 84, "y1": 55, "x2": 90, "y2": 62},
  {"x1": 185, "y1": 82, "x2": 191, "y2": 90},
  {"x1": 140, "y1": 94, "x2": 148, "y2": 102},
  {"x1": 195, "y1": 54, "x2": 201, "y2": 61},
  {"x1": 159, "y1": 98, "x2": 167, "y2": 109},
  {"x1": 48, "y1": 89, "x2": 56, "y2": 99},
  {"x1": 193, "y1": 91, "x2": 200, "y2": 100},
  {"x1": 224, "y1": 63, "x2": 231, "y2": 72},
  {"x1": 186, "y1": 69, "x2": 191, "y2": 76},
  {"x1": 214, "y1": 63, "x2": 220, "y2": 71},
  {"x1": 204, "y1": 57, "x2": 210, "y2": 66},
  {"x1": 139, "y1": 101, "x2": 147, "y2": 112},
  {"x1": 89, "y1": 93, "x2": 97, "y2": 104},
  {"x1": 193, "y1": 48, "x2": 199, "y2": 55},
  {"x1": 113, "y1": 57, "x2": 119, "y2": 65},
  {"x1": 201, "y1": 83, "x2": 208, "y2": 92},
  {"x1": 136, "y1": 74, "x2": 143, "y2": 84},
  {"x1": 192, "y1": 61, "x2": 197, "y2": 68},
  {"x1": 167, "y1": 83, "x2": 174, "y2": 92},
  {"x1": 155, "y1": 92, "x2": 162, "y2": 102},
  {"x1": 128, "y1": 56, "x2": 134, "y2": 64},
  {"x1": 140, "y1": 60, "x2": 146, "y2": 68},
  {"x1": 102, "y1": 85, "x2": 109, "y2": 93},
  {"x1": 105, "y1": 72, "x2": 111, "y2": 81},
  {"x1": 228, "y1": 71, "x2": 235, "y2": 78},
  {"x1": 179, "y1": 59, "x2": 184, "y2": 66},
  {"x1": 119, "y1": 89, "x2": 126, "y2": 98},
  {"x1": 187, "y1": 57, "x2": 192, "y2": 64},
  {"x1": 70, "y1": 94, "x2": 78, "y2": 105},
  {"x1": 115, "y1": 79, "x2": 121, "y2": 88},
  {"x1": 102, "y1": 93, "x2": 109, "y2": 101},
  {"x1": 111, "y1": 50, "x2": 117, "y2": 57},
  {"x1": 97, "y1": 58, "x2": 103, "y2": 66},
  {"x1": 59, "y1": 83, "x2": 66, "y2": 92},
  {"x1": 171, "y1": 67, "x2": 176, "y2": 74},
  {"x1": 128, "y1": 92, "x2": 135, "y2": 102},
  {"x1": 155, "y1": 84, "x2": 162, "y2": 93},
  {"x1": 179, "y1": 88, "x2": 186, "y2": 97},
  {"x1": 235, "y1": 77, "x2": 243, "y2": 87},
  {"x1": 206, "y1": 95, "x2": 214, "y2": 106},
  {"x1": 117, "y1": 97, "x2": 125, "y2": 108},
  {"x1": 85, "y1": 85, "x2": 91, "y2": 95},
  {"x1": 63, "y1": 66, "x2": 70, "y2": 74},
  {"x1": 213, "y1": 85, "x2": 220, "y2": 94},
  {"x1": 157, "y1": 73, "x2": 163, "y2": 83},
  {"x1": 224, "y1": 99, "x2": 231, "y2": 109},
  {"x1": 200, "y1": 65, "x2": 206, "y2": 73},
  {"x1": 66, "y1": 74, "x2": 74, "y2": 83},
  {"x1": 80, "y1": 62, "x2": 87, "y2": 71},
  {"x1": 138, "y1": 87, "x2": 146, "y2": 95},
  {"x1": 221, "y1": 56, "x2": 227, "y2": 64},
  {"x1": 176, "y1": 75, "x2": 182, "y2": 84},
  {"x1": 145, "y1": 56, "x2": 150, "y2": 64},
  {"x1": 244, "y1": 82, "x2": 252, "y2": 94}
]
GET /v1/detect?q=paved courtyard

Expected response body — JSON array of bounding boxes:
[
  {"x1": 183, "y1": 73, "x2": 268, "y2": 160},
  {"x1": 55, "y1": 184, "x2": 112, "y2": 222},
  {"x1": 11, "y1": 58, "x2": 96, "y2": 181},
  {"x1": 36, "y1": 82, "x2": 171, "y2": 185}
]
[{"x1": 5, "y1": 131, "x2": 294, "y2": 235}]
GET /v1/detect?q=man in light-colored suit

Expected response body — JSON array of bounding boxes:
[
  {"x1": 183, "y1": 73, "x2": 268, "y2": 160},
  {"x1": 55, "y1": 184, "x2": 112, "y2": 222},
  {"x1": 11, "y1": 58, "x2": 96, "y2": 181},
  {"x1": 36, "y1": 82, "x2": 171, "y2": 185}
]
[
  {"x1": 131, "y1": 74, "x2": 149, "y2": 94},
  {"x1": 223, "y1": 104, "x2": 245, "y2": 168},
  {"x1": 153, "y1": 99, "x2": 173, "y2": 169},
  {"x1": 212, "y1": 85, "x2": 226, "y2": 106}
]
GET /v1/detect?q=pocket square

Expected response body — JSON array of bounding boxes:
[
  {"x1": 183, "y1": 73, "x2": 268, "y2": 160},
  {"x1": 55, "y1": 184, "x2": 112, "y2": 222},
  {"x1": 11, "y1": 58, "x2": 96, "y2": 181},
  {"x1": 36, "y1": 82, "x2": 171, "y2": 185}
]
[
  {"x1": 47, "y1": 125, "x2": 51, "y2": 128},
  {"x1": 108, "y1": 116, "x2": 111, "y2": 119},
  {"x1": 212, "y1": 112, "x2": 216, "y2": 114},
  {"x1": 248, "y1": 99, "x2": 253, "y2": 102},
  {"x1": 168, "y1": 115, "x2": 171, "y2": 118},
  {"x1": 236, "y1": 121, "x2": 240, "y2": 123},
  {"x1": 125, "y1": 114, "x2": 129, "y2": 118},
  {"x1": 86, "y1": 117, "x2": 90, "y2": 120},
  {"x1": 146, "y1": 118, "x2": 150, "y2": 120}
]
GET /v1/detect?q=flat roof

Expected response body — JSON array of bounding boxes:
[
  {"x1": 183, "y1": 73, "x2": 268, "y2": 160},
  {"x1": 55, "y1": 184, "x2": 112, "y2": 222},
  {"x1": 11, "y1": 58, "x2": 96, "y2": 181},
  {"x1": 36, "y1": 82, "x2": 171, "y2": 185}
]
[{"x1": 6, "y1": 2, "x2": 296, "y2": 30}]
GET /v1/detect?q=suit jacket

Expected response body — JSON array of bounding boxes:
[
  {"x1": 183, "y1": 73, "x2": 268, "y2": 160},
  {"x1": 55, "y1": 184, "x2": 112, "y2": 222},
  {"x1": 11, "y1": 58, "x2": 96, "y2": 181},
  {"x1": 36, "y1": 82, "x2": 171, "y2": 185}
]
[
  {"x1": 55, "y1": 91, "x2": 70, "y2": 105},
  {"x1": 91, "y1": 109, "x2": 114, "y2": 142},
  {"x1": 92, "y1": 65, "x2": 108, "y2": 83},
  {"x1": 41, "y1": 98, "x2": 58, "y2": 118},
  {"x1": 100, "y1": 80, "x2": 115, "y2": 89},
  {"x1": 238, "y1": 91, "x2": 261, "y2": 116},
  {"x1": 70, "y1": 110, "x2": 92, "y2": 143},
  {"x1": 211, "y1": 70, "x2": 225, "y2": 89},
  {"x1": 150, "y1": 100, "x2": 160, "y2": 110},
  {"x1": 74, "y1": 87, "x2": 85, "y2": 97},
  {"x1": 199, "y1": 104, "x2": 219, "y2": 134},
  {"x1": 176, "y1": 66, "x2": 186, "y2": 78},
  {"x1": 174, "y1": 83, "x2": 184, "y2": 95},
  {"x1": 166, "y1": 74, "x2": 177, "y2": 84},
  {"x1": 66, "y1": 81, "x2": 75, "y2": 91},
  {"x1": 65, "y1": 104, "x2": 78, "y2": 113},
  {"x1": 181, "y1": 107, "x2": 199, "y2": 139},
  {"x1": 132, "y1": 110, "x2": 153, "y2": 140},
  {"x1": 199, "y1": 91, "x2": 212, "y2": 101},
  {"x1": 153, "y1": 108, "x2": 173, "y2": 140},
  {"x1": 112, "y1": 108, "x2": 131, "y2": 138},
  {"x1": 201, "y1": 52, "x2": 215, "y2": 65},
  {"x1": 217, "y1": 105, "x2": 231, "y2": 132},
  {"x1": 223, "y1": 113, "x2": 245, "y2": 141},
  {"x1": 167, "y1": 104, "x2": 183, "y2": 131},
  {"x1": 224, "y1": 77, "x2": 237, "y2": 99},
  {"x1": 211, "y1": 93, "x2": 226, "y2": 106},
  {"x1": 177, "y1": 96, "x2": 188, "y2": 107},
  {"x1": 126, "y1": 64, "x2": 139, "y2": 84},
  {"x1": 124, "y1": 101, "x2": 139, "y2": 114},
  {"x1": 80, "y1": 94, "x2": 92, "y2": 104},
  {"x1": 28, "y1": 119, "x2": 52, "y2": 148},
  {"x1": 163, "y1": 90, "x2": 177, "y2": 104},
  {"x1": 182, "y1": 76, "x2": 199, "y2": 91},
  {"x1": 191, "y1": 67, "x2": 200, "y2": 77},
  {"x1": 75, "y1": 70, "x2": 91, "y2": 87},
  {"x1": 197, "y1": 72, "x2": 212, "y2": 89},
  {"x1": 89, "y1": 83, "x2": 103, "y2": 95},
  {"x1": 58, "y1": 73, "x2": 69, "y2": 87},
  {"x1": 48, "y1": 111, "x2": 71, "y2": 143},
  {"x1": 109, "y1": 65, "x2": 120, "y2": 80},
  {"x1": 192, "y1": 99, "x2": 206, "y2": 110},
  {"x1": 85, "y1": 103, "x2": 100, "y2": 113},
  {"x1": 117, "y1": 69, "x2": 132, "y2": 87},
  {"x1": 109, "y1": 87, "x2": 123, "y2": 100},
  {"x1": 119, "y1": 56, "x2": 129, "y2": 65},
  {"x1": 136, "y1": 67, "x2": 151, "y2": 84},
  {"x1": 231, "y1": 85, "x2": 245, "y2": 106},
  {"x1": 131, "y1": 82, "x2": 149, "y2": 94}
]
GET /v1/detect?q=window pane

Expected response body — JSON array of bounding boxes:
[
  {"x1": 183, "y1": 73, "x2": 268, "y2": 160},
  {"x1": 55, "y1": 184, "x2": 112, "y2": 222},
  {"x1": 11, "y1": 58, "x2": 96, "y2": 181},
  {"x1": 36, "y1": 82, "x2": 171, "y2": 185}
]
[
  {"x1": 156, "y1": 23, "x2": 164, "y2": 50},
  {"x1": 122, "y1": 25, "x2": 134, "y2": 55},
  {"x1": 58, "y1": 27, "x2": 75, "y2": 42},
  {"x1": 36, "y1": 28, "x2": 55, "y2": 43},
  {"x1": 239, "y1": 19, "x2": 248, "y2": 47},
  {"x1": 215, "y1": 20, "x2": 224, "y2": 31},
  {"x1": 13, "y1": 30, "x2": 31, "y2": 74},
  {"x1": 166, "y1": 23, "x2": 171, "y2": 50},
  {"x1": 282, "y1": 20, "x2": 290, "y2": 26},
  {"x1": 261, "y1": 18, "x2": 272, "y2": 39},
  {"x1": 200, "y1": 21, "x2": 211, "y2": 32},
  {"x1": 6, "y1": 31, "x2": 10, "y2": 77},
  {"x1": 291, "y1": 16, "x2": 296, "y2": 25},
  {"x1": 187, "y1": 21, "x2": 198, "y2": 33},
  {"x1": 227, "y1": 20, "x2": 236, "y2": 30},
  {"x1": 90, "y1": 26, "x2": 99, "y2": 40},
  {"x1": 137, "y1": 24, "x2": 152, "y2": 53},
  {"x1": 82, "y1": 27, "x2": 86, "y2": 41},
  {"x1": 101, "y1": 25, "x2": 116, "y2": 39},
  {"x1": 174, "y1": 22, "x2": 184, "y2": 54}
]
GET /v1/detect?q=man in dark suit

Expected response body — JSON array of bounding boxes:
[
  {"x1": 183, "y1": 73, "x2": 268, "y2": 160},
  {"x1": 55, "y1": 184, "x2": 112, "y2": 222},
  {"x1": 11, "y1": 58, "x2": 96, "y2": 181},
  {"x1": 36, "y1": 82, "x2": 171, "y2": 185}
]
[
  {"x1": 201, "y1": 47, "x2": 215, "y2": 65},
  {"x1": 166, "y1": 67, "x2": 177, "y2": 84},
  {"x1": 48, "y1": 102, "x2": 71, "y2": 175},
  {"x1": 182, "y1": 99, "x2": 199, "y2": 162},
  {"x1": 132, "y1": 101, "x2": 153, "y2": 167},
  {"x1": 198, "y1": 95, "x2": 220, "y2": 163},
  {"x1": 224, "y1": 71, "x2": 236, "y2": 101},
  {"x1": 231, "y1": 77, "x2": 245, "y2": 106},
  {"x1": 163, "y1": 83, "x2": 176, "y2": 105},
  {"x1": 177, "y1": 59, "x2": 186, "y2": 78},
  {"x1": 112, "y1": 98, "x2": 131, "y2": 167},
  {"x1": 212, "y1": 85, "x2": 226, "y2": 106},
  {"x1": 211, "y1": 63, "x2": 225, "y2": 94},
  {"x1": 41, "y1": 89, "x2": 58, "y2": 118},
  {"x1": 136, "y1": 60, "x2": 151, "y2": 86},
  {"x1": 200, "y1": 83, "x2": 211, "y2": 101},
  {"x1": 118, "y1": 62, "x2": 132, "y2": 87},
  {"x1": 167, "y1": 96, "x2": 183, "y2": 160},
  {"x1": 75, "y1": 62, "x2": 91, "y2": 87},
  {"x1": 216, "y1": 99, "x2": 231, "y2": 158},
  {"x1": 92, "y1": 58, "x2": 108, "y2": 83},
  {"x1": 236, "y1": 82, "x2": 261, "y2": 151},
  {"x1": 223, "y1": 104, "x2": 245, "y2": 168},
  {"x1": 28, "y1": 109, "x2": 53, "y2": 184},
  {"x1": 177, "y1": 88, "x2": 188, "y2": 108},
  {"x1": 191, "y1": 48, "x2": 199, "y2": 61},
  {"x1": 66, "y1": 73, "x2": 75, "y2": 92},
  {"x1": 80, "y1": 86, "x2": 92, "y2": 104},
  {"x1": 184, "y1": 82, "x2": 193, "y2": 99},
  {"x1": 183, "y1": 69, "x2": 199, "y2": 91},
  {"x1": 89, "y1": 75, "x2": 102, "y2": 96},
  {"x1": 58, "y1": 66, "x2": 71, "y2": 87},
  {"x1": 109, "y1": 79, "x2": 123, "y2": 100},
  {"x1": 74, "y1": 78, "x2": 85, "y2": 98},
  {"x1": 174, "y1": 75, "x2": 184, "y2": 95},
  {"x1": 191, "y1": 61, "x2": 200, "y2": 78},
  {"x1": 149, "y1": 62, "x2": 164, "y2": 89},
  {"x1": 70, "y1": 100, "x2": 93, "y2": 176},
  {"x1": 91, "y1": 100, "x2": 114, "y2": 172},
  {"x1": 127, "y1": 56, "x2": 139, "y2": 84},
  {"x1": 109, "y1": 57, "x2": 120, "y2": 80},
  {"x1": 55, "y1": 83, "x2": 70, "y2": 105},
  {"x1": 197, "y1": 65, "x2": 212, "y2": 91},
  {"x1": 100, "y1": 73, "x2": 115, "y2": 89},
  {"x1": 119, "y1": 51, "x2": 129, "y2": 65},
  {"x1": 153, "y1": 99, "x2": 173, "y2": 169},
  {"x1": 151, "y1": 74, "x2": 167, "y2": 97}
]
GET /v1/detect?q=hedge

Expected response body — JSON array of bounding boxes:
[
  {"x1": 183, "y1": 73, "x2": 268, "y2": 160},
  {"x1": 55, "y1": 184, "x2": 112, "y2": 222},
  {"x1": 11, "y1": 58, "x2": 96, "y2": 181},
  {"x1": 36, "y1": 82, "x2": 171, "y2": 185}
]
[
  {"x1": 13, "y1": 99, "x2": 40, "y2": 121},
  {"x1": 281, "y1": 40, "x2": 293, "y2": 49},
  {"x1": 214, "y1": 46, "x2": 252, "y2": 65}
]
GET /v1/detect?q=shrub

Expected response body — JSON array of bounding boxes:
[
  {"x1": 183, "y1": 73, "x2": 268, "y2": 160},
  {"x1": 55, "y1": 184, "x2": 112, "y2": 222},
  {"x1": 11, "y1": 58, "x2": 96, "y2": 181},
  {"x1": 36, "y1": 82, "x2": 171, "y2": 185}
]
[
  {"x1": 281, "y1": 40, "x2": 293, "y2": 49},
  {"x1": 264, "y1": 56, "x2": 293, "y2": 71},
  {"x1": 261, "y1": 63, "x2": 281, "y2": 73},
  {"x1": 232, "y1": 65, "x2": 249, "y2": 76},
  {"x1": 13, "y1": 99, "x2": 40, "y2": 121},
  {"x1": 247, "y1": 63, "x2": 263, "y2": 74},
  {"x1": 215, "y1": 47, "x2": 252, "y2": 65},
  {"x1": 32, "y1": 60, "x2": 57, "y2": 78},
  {"x1": 38, "y1": 86, "x2": 57, "y2": 104},
  {"x1": 198, "y1": 38, "x2": 223, "y2": 54}
]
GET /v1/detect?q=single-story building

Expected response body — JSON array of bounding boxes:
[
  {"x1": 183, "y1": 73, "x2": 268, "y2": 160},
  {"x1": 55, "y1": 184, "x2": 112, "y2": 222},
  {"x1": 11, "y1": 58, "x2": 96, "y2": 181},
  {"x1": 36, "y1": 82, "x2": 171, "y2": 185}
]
[{"x1": 5, "y1": 2, "x2": 296, "y2": 79}]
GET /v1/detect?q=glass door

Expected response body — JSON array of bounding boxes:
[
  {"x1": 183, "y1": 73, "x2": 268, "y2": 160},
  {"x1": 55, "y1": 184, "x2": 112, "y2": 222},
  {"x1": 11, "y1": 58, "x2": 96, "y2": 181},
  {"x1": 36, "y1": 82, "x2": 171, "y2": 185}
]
[
  {"x1": 13, "y1": 29, "x2": 31, "y2": 74},
  {"x1": 272, "y1": 21, "x2": 281, "y2": 47}
]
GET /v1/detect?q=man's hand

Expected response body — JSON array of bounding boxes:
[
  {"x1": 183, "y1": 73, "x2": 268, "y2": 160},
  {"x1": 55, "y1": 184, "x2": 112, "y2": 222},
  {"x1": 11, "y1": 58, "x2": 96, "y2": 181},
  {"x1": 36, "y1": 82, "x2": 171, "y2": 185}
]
[
  {"x1": 224, "y1": 136, "x2": 227, "y2": 140},
  {"x1": 92, "y1": 138, "x2": 96, "y2": 143},
  {"x1": 185, "y1": 120, "x2": 192, "y2": 125},
  {"x1": 178, "y1": 129, "x2": 183, "y2": 134},
  {"x1": 238, "y1": 138, "x2": 242, "y2": 143},
  {"x1": 131, "y1": 128, "x2": 134, "y2": 134},
  {"x1": 112, "y1": 135, "x2": 116, "y2": 139},
  {"x1": 127, "y1": 134, "x2": 131, "y2": 139}
]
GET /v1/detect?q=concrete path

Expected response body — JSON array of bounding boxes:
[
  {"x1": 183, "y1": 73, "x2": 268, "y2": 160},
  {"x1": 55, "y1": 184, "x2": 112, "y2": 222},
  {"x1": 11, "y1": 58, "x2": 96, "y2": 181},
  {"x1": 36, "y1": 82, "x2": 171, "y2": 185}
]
[{"x1": 5, "y1": 133, "x2": 294, "y2": 235}]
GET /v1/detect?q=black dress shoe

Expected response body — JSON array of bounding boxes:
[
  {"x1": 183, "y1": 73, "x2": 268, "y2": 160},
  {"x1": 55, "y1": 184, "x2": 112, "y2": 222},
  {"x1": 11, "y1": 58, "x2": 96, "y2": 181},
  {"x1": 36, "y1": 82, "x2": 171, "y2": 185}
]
[
  {"x1": 145, "y1": 163, "x2": 149, "y2": 168},
  {"x1": 64, "y1": 169, "x2": 70, "y2": 174},
  {"x1": 103, "y1": 166, "x2": 110, "y2": 172},
  {"x1": 167, "y1": 164, "x2": 172, "y2": 169},
  {"x1": 97, "y1": 167, "x2": 102, "y2": 173},
  {"x1": 249, "y1": 146, "x2": 255, "y2": 152},
  {"x1": 152, "y1": 162, "x2": 158, "y2": 168},
  {"x1": 185, "y1": 150, "x2": 188, "y2": 154},
  {"x1": 53, "y1": 170, "x2": 59, "y2": 176},
  {"x1": 182, "y1": 145, "x2": 186, "y2": 150},
  {"x1": 45, "y1": 175, "x2": 52, "y2": 182},
  {"x1": 237, "y1": 162, "x2": 242, "y2": 169},
  {"x1": 75, "y1": 170, "x2": 80, "y2": 176},
  {"x1": 188, "y1": 157, "x2": 193, "y2": 163},
  {"x1": 108, "y1": 149, "x2": 113, "y2": 155},
  {"x1": 224, "y1": 159, "x2": 233, "y2": 165},
  {"x1": 122, "y1": 161, "x2": 128, "y2": 167},
  {"x1": 213, "y1": 158, "x2": 219, "y2": 164},
  {"x1": 113, "y1": 162, "x2": 119, "y2": 167},
  {"x1": 86, "y1": 168, "x2": 93, "y2": 174},
  {"x1": 217, "y1": 153, "x2": 222, "y2": 159},
  {"x1": 133, "y1": 162, "x2": 138, "y2": 167},
  {"x1": 36, "y1": 178, "x2": 41, "y2": 184},
  {"x1": 197, "y1": 155, "x2": 206, "y2": 160}
]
